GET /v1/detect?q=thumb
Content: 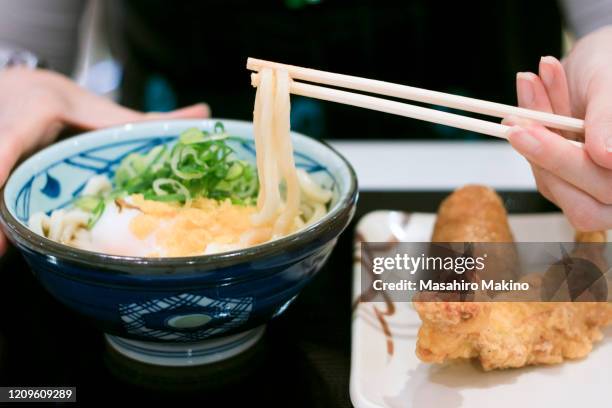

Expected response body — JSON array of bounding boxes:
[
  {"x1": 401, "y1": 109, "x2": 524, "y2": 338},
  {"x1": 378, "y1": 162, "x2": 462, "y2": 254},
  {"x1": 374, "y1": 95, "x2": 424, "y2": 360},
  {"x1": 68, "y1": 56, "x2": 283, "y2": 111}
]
[
  {"x1": 63, "y1": 88, "x2": 210, "y2": 129},
  {"x1": 584, "y1": 74, "x2": 612, "y2": 169},
  {"x1": 146, "y1": 103, "x2": 211, "y2": 121}
]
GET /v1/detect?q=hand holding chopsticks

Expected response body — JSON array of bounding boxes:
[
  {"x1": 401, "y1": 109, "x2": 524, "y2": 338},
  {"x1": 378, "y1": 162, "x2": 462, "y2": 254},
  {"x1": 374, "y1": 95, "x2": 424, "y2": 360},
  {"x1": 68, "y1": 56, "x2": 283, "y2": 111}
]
[{"x1": 247, "y1": 57, "x2": 584, "y2": 143}]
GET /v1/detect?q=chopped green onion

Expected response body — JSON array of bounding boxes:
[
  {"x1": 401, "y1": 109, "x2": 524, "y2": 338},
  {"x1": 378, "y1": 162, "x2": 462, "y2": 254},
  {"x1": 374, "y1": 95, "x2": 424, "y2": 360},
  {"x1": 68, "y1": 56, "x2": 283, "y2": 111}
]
[
  {"x1": 171, "y1": 146, "x2": 205, "y2": 180},
  {"x1": 143, "y1": 193, "x2": 187, "y2": 203},
  {"x1": 108, "y1": 124, "x2": 258, "y2": 206},
  {"x1": 214, "y1": 121, "x2": 225, "y2": 134},
  {"x1": 87, "y1": 200, "x2": 105, "y2": 229},
  {"x1": 179, "y1": 128, "x2": 208, "y2": 144},
  {"x1": 226, "y1": 162, "x2": 243, "y2": 180},
  {"x1": 152, "y1": 178, "x2": 190, "y2": 197},
  {"x1": 74, "y1": 196, "x2": 102, "y2": 212}
]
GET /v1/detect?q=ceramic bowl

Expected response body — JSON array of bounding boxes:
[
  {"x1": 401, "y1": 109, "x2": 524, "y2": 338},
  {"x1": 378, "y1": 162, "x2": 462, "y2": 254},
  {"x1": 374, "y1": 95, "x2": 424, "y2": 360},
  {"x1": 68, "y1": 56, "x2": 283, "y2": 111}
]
[{"x1": 0, "y1": 119, "x2": 357, "y2": 366}]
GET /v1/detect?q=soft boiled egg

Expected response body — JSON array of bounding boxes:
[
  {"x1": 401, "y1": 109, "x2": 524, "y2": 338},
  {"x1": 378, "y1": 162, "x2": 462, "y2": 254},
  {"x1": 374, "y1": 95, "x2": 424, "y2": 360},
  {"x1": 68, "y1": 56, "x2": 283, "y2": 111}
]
[
  {"x1": 77, "y1": 195, "x2": 258, "y2": 257},
  {"x1": 76, "y1": 199, "x2": 157, "y2": 257}
]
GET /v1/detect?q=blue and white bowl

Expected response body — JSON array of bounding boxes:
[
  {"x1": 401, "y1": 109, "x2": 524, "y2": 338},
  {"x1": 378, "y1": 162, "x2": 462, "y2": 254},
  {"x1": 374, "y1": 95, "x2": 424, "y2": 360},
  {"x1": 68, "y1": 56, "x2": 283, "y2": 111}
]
[{"x1": 0, "y1": 119, "x2": 357, "y2": 366}]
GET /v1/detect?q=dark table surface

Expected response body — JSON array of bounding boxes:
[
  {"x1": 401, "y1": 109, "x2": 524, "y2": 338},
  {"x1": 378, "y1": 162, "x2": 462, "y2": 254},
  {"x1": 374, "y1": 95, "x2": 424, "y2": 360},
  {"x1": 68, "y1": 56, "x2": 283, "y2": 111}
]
[{"x1": 0, "y1": 191, "x2": 555, "y2": 407}]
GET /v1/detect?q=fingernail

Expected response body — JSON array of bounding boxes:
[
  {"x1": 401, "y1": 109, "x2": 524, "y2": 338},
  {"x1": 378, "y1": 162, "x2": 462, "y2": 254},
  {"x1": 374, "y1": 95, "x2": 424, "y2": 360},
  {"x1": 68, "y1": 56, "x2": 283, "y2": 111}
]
[
  {"x1": 507, "y1": 126, "x2": 541, "y2": 155},
  {"x1": 501, "y1": 116, "x2": 516, "y2": 126},
  {"x1": 516, "y1": 73, "x2": 535, "y2": 106},
  {"x1": 197, "y1": 102, "x2": 211, "y2": 117},
  {"x1": 502, "y1": 115, "x2": 530, "y2": 127},
  {"x1": 539, "y1": 56, "x2": 556, "y2": 87}
]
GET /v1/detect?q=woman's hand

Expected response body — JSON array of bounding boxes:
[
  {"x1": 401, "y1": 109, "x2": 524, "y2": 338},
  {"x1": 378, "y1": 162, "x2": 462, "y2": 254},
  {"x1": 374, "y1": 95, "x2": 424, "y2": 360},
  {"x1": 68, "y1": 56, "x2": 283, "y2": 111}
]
[
  {"x1": 504, "y1": 25, "x2": 612, "y2": 231},
  {"x1": 0, "y1": 68, "x2": 209, "y2": 255}
]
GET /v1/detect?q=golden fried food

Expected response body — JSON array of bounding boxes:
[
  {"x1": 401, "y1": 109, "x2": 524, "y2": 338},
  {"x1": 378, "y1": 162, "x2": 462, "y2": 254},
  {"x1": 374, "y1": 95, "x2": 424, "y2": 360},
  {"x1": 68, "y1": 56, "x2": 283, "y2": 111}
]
[
  {"x1": 575, "y1": 230, "x2": 607, "y2": 243},
  {"x1": 432, "y1": 185, "x2": 514, "y2": 243},
  {"x1": 415, "y1": 299, "x2": 612, "y2": 370},
  {"x1": 414, "y1": 185, "x2": 612, "y2": 371},
  {"x1": 430, "y1": 185, "x2": 518, "y2": 287}
]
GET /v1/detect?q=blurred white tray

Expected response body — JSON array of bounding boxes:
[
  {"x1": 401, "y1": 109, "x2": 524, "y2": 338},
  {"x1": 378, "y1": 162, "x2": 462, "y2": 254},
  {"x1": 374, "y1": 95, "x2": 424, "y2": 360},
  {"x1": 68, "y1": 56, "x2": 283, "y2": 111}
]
[
  {"x1": 330, "y1": 141, "x2": 535, "y2": 191},
  {"x1": 350, "y1": 210, "x2": 612, "y2": 408}
]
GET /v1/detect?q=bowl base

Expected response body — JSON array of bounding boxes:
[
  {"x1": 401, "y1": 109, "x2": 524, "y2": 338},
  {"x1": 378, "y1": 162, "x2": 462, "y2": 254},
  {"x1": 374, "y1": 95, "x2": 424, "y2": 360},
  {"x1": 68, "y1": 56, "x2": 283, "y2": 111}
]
[{"x1": 105, "y1": 325, "x2": 265, "y2": 366}]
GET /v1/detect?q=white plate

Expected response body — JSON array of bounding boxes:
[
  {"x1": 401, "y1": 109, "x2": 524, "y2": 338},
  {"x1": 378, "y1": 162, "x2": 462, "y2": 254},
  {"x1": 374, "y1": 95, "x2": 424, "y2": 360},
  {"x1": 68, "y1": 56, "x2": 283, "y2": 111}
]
[{"x1": 350, "y1": 211, "x2": 612, "y2": 408}]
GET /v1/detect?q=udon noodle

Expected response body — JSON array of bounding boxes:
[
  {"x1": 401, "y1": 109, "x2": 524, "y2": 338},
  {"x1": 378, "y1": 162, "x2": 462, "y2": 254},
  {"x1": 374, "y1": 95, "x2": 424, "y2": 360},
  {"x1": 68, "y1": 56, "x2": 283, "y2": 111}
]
[
  {"x1": 247, "y1": 68, "x2": 329, "y2": 243},
  {"x1": 28, "y1": 68, "x2": 333, "y2": 257}
]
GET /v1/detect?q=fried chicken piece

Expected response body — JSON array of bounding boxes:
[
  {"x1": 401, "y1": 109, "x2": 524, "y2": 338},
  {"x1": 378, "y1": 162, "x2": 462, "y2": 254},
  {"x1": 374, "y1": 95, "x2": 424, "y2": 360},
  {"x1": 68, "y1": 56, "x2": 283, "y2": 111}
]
[
  {"x1": 415, "y1": 301, "x2": 612, "y2": 370},
  {"x1": 414, "y1": 185, "x2": 612, "y2": 370}
]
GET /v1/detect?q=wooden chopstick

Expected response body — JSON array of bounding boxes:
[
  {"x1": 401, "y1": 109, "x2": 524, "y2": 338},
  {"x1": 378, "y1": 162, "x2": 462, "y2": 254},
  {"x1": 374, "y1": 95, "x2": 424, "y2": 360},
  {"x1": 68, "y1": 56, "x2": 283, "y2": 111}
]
[
  {"x1": 250, "y1": 73, "x2": 510, "y2": 139},
  {"x1": 247, "y1": 57, "x2": 585, "y2": 134}
]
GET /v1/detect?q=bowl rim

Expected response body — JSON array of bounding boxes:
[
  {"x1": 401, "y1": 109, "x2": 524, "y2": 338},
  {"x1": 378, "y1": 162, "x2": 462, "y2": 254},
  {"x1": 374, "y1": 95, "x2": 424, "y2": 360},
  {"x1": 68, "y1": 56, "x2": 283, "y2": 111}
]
[{"x1": 0, "y1": 119, "x2": 358, "y2": 272}]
